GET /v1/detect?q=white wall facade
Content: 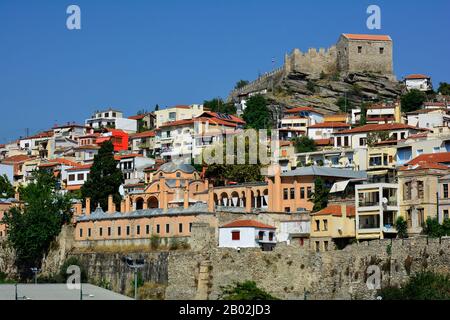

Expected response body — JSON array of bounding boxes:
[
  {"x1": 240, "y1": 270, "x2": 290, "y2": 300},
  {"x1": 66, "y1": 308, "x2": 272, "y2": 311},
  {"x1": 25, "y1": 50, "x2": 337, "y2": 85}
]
[{"x1": 218, "y1": 227, "x2": 276, "y2": 249}]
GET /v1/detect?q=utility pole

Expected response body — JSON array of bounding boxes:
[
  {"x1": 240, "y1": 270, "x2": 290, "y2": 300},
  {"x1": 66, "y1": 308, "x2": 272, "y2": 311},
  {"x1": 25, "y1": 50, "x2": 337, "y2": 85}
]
[{"x1": 123, "y1": 257, "x2": 146, "y2": 300}]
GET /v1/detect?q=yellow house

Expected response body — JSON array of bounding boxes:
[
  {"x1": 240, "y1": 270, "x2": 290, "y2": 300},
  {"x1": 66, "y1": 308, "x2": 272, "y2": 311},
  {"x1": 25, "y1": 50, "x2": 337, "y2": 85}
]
[
  {"x1": 154, "y1": 105, "x2": 204, "y2": 128},
  {"x1": 310, "y1": 204, "x2": 356, "y2": 252}
]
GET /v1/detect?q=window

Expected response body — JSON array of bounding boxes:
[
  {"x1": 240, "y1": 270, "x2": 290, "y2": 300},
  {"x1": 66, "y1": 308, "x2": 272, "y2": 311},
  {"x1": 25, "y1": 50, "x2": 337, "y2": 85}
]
[
  {"x1": 324, "y1": 241, "x2": 329, "y2": 251},
  {"x1": 136, "y1": 225, "x2": 141, "y2": 235},
  {"x1": 290, "y1": 188, "x2": 295, "y2": 199},
  {"x1": 359, "y1": 138, "x2": 367, "y2": 146},
  {"x1": 315, "y1": 241, "x2": 320, "y2": 252},
  {"x1": 108, "y1": 227, "x2": 111, "y2": 236},
  {"x1": 417, "y1": 149, "x2": 424, "y2": 156},
  {"x1": 418, "y1": 208, "x2": 425, "y2": 227},
  {"x1": 231, "y1": 231, "x2": 240, "y2": 241},
  {"x1": 285, "y1": 207, "x2": 290, "y2": 213},
  {"x1": 315, "y1": 220, "x2": 320, "y2": 232},
  {"x1": 344, "y1": 136, "x2": 349, "y2": 147},
  {"x1": 300, "y1": 187, "x2": 305, "y2": 199},
  {"x1": 99, "y1": 228, "x2": 103, "y2": 237},
  {"x1": 146, "y1": 225, "x2": 150, "y2": 235},
  {"x1": 165, "y1": 224, "x2": 170, "y2": 234},
  {"x1": 69, "y1": 174, "x2": 75, "y2": 182},
  {"x1": 126, "y1": 226, "x2": 130, "y2": 236},
  {"x1": 444, "y1": 184, "x2": 449, "y2": 198},
  {"x1": 336, "y1": 137, "x2": 342, "y2": 146},
  {"x1": 77, "y1": 173, "x2": 84, "y2": 181},
  {"x1": 156, "y1": 224, "x2": 160, "y2": 234},
  {"x1": 79, "y1": 228, "x2": 83, "y2": 237},
  {"x1": 417, "y1": 181, "x2": 424, "y2": 199},
  {"x1": 307, "y1": 187, "x2": 313, "y2": 199},
  {"x1": 323, "y1": 220, "x2": 328, "y2": 231},
  {"x1": 404, "y1": 181, "x2": 412, "y2": 200},
  {"x1": 258, "y1": 231, "x2": 264, "y2": 241},
  {"x1": 268, "y1": 232, "x2": 274, "y2": 241},
  {"x1": 189, "y1": 223, "x2": 193, "y2": 232},
  {"x1": 117, "y1": 226, "x2": 121, "y2": 236},
  {"x1": 444, "y1": 210, "x2": 449, "y2": 220},
  {"x1": 433, "y1": 147, "x2": 440, "y2": 153},
  {"x1": 179, "y1": 223, "x2": 183, "y2": 233},
  {"x1": 88, "y1": 228, "x2": 91, "y2": 237},
  {"x1": 358, "y1": 46, "x2": 362, "y2": 53},
  {"x1": 283, "y1": 188, "x2": 289, "y2": 200},
  {"x1": 379, "y1": 47, "x2": 384, "y2": 54}
]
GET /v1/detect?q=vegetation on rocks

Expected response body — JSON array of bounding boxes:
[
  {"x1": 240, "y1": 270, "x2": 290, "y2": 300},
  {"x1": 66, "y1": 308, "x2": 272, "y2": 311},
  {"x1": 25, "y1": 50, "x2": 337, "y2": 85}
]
[{"x1": 219, "y1": 281, "x2": 279, "y2": 300}]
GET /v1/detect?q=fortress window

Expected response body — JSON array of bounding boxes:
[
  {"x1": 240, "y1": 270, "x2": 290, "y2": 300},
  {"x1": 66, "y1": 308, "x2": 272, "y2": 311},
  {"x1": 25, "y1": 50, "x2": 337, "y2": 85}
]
[
  {"x1": 358, "y1": 46, "x2": 362, "y2": 53},
  {"x1": 379, "y1": 47, "x2": 384, "y2": 54}
]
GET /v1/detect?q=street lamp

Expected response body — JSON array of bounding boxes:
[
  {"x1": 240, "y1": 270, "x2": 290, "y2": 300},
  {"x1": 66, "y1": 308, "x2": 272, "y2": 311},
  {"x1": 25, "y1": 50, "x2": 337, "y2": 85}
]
[
  {"x1": 30, "y1": 267, "x2": 40, "y2": 284},
  {"x1": 122, "y1": 257, "x2": 146, "y2": 300},
  {"x1": 80, "y1": 283, "x2": 95, "y2": 300}
]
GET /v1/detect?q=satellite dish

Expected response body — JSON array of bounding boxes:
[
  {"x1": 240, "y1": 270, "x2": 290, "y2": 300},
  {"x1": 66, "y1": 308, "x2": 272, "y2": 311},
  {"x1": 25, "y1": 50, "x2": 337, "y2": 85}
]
[
  {"x1": 119, "y1": 185, "x2": 125, "y2": 197},
  {"x1": 382, "y1": 198, "x2": 388, "y2": 205}
]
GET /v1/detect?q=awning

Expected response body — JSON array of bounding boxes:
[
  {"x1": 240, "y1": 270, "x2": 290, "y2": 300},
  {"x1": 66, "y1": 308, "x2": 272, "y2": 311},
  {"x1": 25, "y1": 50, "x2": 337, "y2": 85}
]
[{"x1": 329, "y1": 180, "x2": 351, "y2": 193}]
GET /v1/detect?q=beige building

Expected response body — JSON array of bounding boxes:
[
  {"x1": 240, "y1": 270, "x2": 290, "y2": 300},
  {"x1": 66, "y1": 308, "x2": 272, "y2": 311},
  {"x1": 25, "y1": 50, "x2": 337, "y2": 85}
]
[{"x1": 155, "y1": 105, "x2": 204, "y2": 128}]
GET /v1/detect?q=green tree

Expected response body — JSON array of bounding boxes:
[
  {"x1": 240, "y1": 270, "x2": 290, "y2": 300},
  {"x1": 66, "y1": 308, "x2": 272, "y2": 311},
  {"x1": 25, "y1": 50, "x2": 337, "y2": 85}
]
[
  {"x1": 310, "y1": 177, "x2": 329, "y2": 212},
  {"x1": 395, "y1": 216, "x2": 408, "y2": 239},
  {"x1": 81, "y1": 140, "x2": 124, "y2": 211},
  {"x1": 242, "y1": 95, "x2": 271, "y2": 129},
  {"x1": 203, "y1": 98, "x2": 237, "y2": 115},
  {"x1": 438, "y1": 82, "x2": 450, "y2": 96},
  {"x1": 2, "y1": 170, "x2": 72, "y2": 278},
  {"x1": 293, "y1": 136, "x2": 316, "y2": 153},
  {"x1": 423, "y1": 217, "x2": 450, "y2": 238},
  {"x1": 401, "y1": 89, "x2": 427, "y2": 113},
  {"x1": 306, "y1": 80, "x2": 316, "y2": 93},
  {"x1": 234, "y1": 80, "x2": 249, "y2": 90},
  {"x1": 359, "y1": 103, "x2": 368, "y2": 125},
  {"x1": 0, "y1": 174, "x2": 15, "y2": 198},
  {"x1": 367, "y1": 131, "x2": 390, "y2": 147},
  {"x1": 219, "y1": 281, "x2": 279, "y2": 300},
  {"x1": 336, "y1": 97, "x2": 352, "y2": 113},
  {"x1": 378, "y1": 271, "x2": 450, "y2": 300}
]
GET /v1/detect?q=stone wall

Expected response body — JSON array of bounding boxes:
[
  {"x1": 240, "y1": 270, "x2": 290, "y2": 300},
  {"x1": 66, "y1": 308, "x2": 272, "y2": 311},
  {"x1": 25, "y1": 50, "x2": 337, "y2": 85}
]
[{"x1": 56, "y1": 237, "x2": 450, "y2": 300}]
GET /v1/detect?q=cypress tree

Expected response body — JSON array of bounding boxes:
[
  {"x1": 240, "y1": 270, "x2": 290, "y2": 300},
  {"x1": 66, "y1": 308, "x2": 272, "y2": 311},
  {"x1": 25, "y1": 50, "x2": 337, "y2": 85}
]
[{"x1": 81, "y1": 140, "x2": 123, "y2": 211}]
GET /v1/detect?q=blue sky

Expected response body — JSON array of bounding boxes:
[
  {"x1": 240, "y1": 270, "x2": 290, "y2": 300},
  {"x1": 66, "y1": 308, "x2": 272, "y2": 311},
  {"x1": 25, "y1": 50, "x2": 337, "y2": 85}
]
[{"x1": 0, "y1": 0, "x2": 449, "y2": 142}]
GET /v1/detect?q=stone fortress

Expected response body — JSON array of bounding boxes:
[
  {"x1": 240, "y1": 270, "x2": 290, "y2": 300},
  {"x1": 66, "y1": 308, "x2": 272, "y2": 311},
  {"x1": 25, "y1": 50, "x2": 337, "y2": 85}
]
[{"x1": 230, "y1": 33, "x2": 395, "y2": 99}]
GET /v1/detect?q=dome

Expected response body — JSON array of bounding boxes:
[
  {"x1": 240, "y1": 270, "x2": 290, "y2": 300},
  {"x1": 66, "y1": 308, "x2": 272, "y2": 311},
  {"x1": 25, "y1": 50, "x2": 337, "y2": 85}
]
[{"x1": 158, "y1": 161, "x2": 196, "y2": 174}]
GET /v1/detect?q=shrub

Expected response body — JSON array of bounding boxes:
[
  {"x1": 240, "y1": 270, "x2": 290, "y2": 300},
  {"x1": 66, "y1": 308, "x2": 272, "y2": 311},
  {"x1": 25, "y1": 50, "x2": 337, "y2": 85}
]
[
  {"x1": 150, "y1": 235, "x2": 160, "y2": 250},
  {"x1": 395, "y1": 216, "x2": 408, "y2": 239},
  {"x1": 169, "y1": 238, "x2": 180, "y2": 250},
  {"x1": 423, "y1": 217, "x2": 450, "y2": 238},
  {"x1": 219, "y1": 281, "x2": 279, "y2": 300},
  {"x1": 378, "y1": 271, "x2": 450, "y2": 300}
]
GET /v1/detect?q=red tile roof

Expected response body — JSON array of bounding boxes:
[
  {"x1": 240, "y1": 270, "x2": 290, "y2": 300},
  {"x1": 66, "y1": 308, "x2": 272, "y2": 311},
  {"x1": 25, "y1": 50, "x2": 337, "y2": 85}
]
[
  {"x1": 407, "y1": 152, "x2": 450, "y2": 166},
  {"x1": 21, "y1": 131, "x2": 54, "y2": 141},
  {"x1": 199, "y1": 111, "x2": 246, "y2": 125},
  {"x1": 114, "y1": 153, "x2": 143, "y2": 160},
  {"x1": 308, "y1": 122, "x2": 350, "y2": 129},
  {"x1": 313, "y1": 205, "x2": 356, "y2": 218},
  {"x1": 66, "y1": 164, "x2": 92, "y2": 171},
  {"x1": 221, "y1": 220, "x2": 276, "y2": 229},
  {"x1": 342, "y1": 34, "x2": 391, "y2": 41},
  {"x1": 336, "y1": 123, "x2": 428, "y2": 134},
  {"x1": 160, "y1": 117, "x2": 238, "y2": 128},
  {"x1": 39, "y1": 158, "x2": 82, "y2": 168},
  {"x1": 405, "y1": 74, "x2": 430, "y2": 80},
  {"x1": 130, "y1": 131, "x2": 156, "y2": 139},
  {"x1": 128, "y1": 114, "x2": 147, "y2": 120},
  {"x1": 285, "y1": 106, "x2": 324, "y2": 115},
  {"x1": 400, "y1": 162, "x2": 449, "y2": 171},
  {"x1": 1, "y1": 155, "x2": 33, "y2": 164}
]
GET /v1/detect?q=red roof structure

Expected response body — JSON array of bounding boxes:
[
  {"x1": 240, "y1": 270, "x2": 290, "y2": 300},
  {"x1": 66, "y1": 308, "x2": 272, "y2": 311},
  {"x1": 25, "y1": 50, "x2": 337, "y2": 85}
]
[{"x1": 221, "y1": 220, "x2": 276, "y2": 229}]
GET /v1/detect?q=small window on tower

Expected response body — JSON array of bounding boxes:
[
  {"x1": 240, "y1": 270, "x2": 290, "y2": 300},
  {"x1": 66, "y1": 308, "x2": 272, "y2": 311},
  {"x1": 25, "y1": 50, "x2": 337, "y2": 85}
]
[
  {"x1": 358, "y1": 46, "x2": 362, "y2": 53},
  {"x1": 379, "y1": 47, "x2": 384, "y2": 54}
]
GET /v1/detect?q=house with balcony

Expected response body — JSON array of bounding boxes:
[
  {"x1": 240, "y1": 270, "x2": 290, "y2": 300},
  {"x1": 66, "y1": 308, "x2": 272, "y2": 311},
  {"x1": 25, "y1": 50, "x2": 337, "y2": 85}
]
[
  {"x1": 66, "y1": 164, "x2": 92, "y2": 192},
  {"x1": 366, "y1": 142, "x2": 398, "y2": 183},
  {"x1": 307, "y1": 122, "x2": 350, "y2": 141},
  {"x1": 405, "y1": 108, "x2": 450, "y2": 130},
  {"x1": 154, "y1": 104, "x2": 204, "y2": 128},
  {"x1": 218, "y1": 220, "x2": 277, "y2": 251},
  {"x1": 115, "y1": 154, "x2": 155, "y2": 187},
  {"x1": 437, "y1": 175, "x2": 450, "y2": 224},
  {"x1": 129, "y1": 131, "x2": 155, "y2": 157},
  {"x1": 19, "y1": 131, "x2": 54, "y2": 157},
  {"x1": 128, "y1": 113, "x2": 156, "y2": 131},
  {"x1": 284, "y1": 106, "x2": 324, "y2": 125},
  {"x1": 355, "y1": 183, "x2": 399, "y2": 240},
  {"x1": 86, "y1": 108, "x2": 137, "y2": 133},
  {"x1": 295, "y1": 148, "x2": 365, "y2": 170},
  {"x1": 351, "y1": 101, "x2": 401, "y2": 125}
]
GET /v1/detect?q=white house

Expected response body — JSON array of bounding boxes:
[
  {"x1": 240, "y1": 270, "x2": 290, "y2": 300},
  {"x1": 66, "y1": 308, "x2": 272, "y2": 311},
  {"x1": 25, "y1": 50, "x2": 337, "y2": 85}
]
[
  {"x1": 406, "y1": 108, "x2": 450, "y2": 129},
  {"x1": 404, "y1": 74, "x2": 432, "y2": 92},
  {"x1": 116, "y1": 154, "x2": 155, "y2": 186},
  {"x1": 218, "y1": 220, "x2": 277, "y2": 251},
  {"x1": 66, "y1": 164, "x2": 92, "y2": 192},
  {"x1": 86, "y1": 108, "x2": 137, "y2": 133},
  {"x1": 284, "y1": 106, "x2": 324, "y2": 126},
  {"x1": 307, "y1": 122, "x2": 350, "y2": 140}
]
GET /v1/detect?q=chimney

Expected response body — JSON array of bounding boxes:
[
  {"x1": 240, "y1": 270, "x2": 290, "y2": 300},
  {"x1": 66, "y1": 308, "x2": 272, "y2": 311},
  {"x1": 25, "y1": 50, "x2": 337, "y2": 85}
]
[
  {"x1": 204, "y1": 178, "x2": 209, "y2": 190},
  {"x1": 184, "y1": 187, "x2": 189, "y2": 209},
  {"x1": 85, "y1": 197, "x2": 91, "y2": 215},
  {"x1": 341, "y1": 203, "x2": 347, "y2": 218},
  {"x1": 108, "y1": 195, "x2": 115, "y2": 213},
  {"x1": 73, "y1": 202, "x2": 82, "y2": 216}
]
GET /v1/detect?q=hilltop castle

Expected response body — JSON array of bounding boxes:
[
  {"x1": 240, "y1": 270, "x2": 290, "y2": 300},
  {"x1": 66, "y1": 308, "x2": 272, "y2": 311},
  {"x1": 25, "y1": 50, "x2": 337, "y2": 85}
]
[{"x1": 284, "y1": 33, "x2": 394, "y2": 77}]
